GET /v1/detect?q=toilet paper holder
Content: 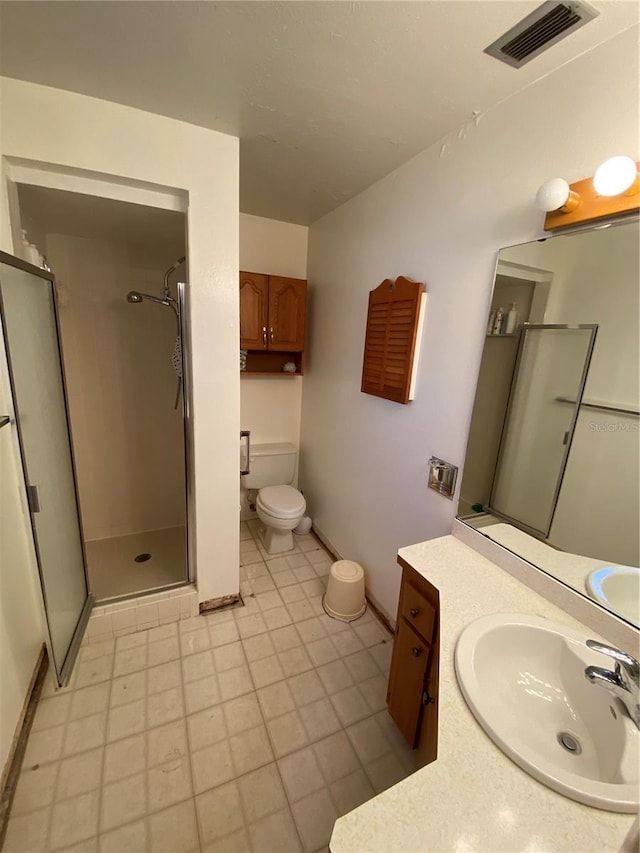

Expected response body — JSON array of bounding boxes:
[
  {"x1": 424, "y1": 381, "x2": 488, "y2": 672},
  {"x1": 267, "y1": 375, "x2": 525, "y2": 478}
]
[{"x1": 428, "y1": 456, "x2": 458, "y2": 499}]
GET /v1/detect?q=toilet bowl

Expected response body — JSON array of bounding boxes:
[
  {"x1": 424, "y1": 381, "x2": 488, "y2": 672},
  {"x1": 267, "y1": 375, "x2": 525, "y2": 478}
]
[{"x1": 256, "y1": 484, "x2": 306, "y2": 554}]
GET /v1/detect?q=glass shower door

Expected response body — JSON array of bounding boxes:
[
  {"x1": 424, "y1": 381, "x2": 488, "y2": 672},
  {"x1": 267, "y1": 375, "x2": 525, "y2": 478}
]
[
  {"x1": 490, "y1": 324, "x2": 598, "y2": 537},
  {"x1": 0, "y1": 252, "x2": 92, "y2": 685}
]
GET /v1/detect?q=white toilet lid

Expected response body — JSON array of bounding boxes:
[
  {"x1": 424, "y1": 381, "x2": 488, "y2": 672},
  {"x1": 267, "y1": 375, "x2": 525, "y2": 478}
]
[{"x1": 258, "y1": 485, "x2": 306, "y2": 518}]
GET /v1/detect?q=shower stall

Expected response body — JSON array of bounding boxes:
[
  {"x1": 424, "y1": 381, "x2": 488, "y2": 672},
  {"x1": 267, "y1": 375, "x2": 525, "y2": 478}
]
[{"x1": 14, "y1": 185, "x2": 191, "y2": 603}]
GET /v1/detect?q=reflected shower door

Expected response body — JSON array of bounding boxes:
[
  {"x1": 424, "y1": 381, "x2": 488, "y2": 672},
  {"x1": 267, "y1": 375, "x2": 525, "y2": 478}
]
[
  {"x1": 490, "y1": 324, "x2": 597, "y2": 537},
  {"x1": 0, "y1": 253, "x2": 91, "y2": 685}
]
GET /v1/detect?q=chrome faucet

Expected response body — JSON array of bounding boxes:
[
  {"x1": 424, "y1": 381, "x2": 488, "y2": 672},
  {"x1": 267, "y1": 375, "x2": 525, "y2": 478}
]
[{"x1": 584, "y1": 640, "x2": 640, "y2": 729}]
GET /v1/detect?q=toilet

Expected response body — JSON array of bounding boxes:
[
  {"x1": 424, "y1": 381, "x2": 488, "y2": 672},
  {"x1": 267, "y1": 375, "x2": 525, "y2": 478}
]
[{"x1": 242, "y1": 442, "x2": 306, "y2": 554}]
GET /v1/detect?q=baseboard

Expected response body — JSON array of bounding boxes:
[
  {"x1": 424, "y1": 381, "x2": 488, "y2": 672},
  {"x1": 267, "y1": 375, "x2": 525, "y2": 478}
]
[
  {"x1": 310, "y1": 524, "x2": 395, "y2": 635},
  {"x1": 0, "y1": 645, "x2": 48, "y2": 848},
  {"x1": 199, "y1": 593, "x2": 242, "y2": 615}
]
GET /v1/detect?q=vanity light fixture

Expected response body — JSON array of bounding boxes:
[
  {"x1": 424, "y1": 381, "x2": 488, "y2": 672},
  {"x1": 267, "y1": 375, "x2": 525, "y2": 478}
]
[{"x1": 538, "y1": 157, "x2": 640, "y2": 231}]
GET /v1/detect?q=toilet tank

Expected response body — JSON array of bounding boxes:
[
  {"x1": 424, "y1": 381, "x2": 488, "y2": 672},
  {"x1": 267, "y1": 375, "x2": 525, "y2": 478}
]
[{"x1": 242, "y1": 442, "x2": 297, "y2": 488}]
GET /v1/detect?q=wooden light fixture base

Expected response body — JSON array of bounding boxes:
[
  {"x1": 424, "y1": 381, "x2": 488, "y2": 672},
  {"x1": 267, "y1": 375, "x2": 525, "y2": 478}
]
[{"x1": 544, "y1": 161, "x2": 639, "y2": 231}]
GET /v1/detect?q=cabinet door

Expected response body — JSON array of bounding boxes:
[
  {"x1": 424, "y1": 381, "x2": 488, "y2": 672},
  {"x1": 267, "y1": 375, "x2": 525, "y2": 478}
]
[
  {"x1": 240, "y1": 272, "x2": 268, "y2": 350},
  {"x1": 268, "y1": 276, "x2": 306, "y2": 351},
  {"x1": 387, "y1": 620, "x2": 429, "y2": 747}
]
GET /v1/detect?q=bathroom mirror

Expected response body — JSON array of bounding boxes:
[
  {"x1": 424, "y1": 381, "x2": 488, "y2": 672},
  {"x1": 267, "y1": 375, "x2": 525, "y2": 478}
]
[{"x1": 458, "y1": 217, "x2": 639, "y2": 628}]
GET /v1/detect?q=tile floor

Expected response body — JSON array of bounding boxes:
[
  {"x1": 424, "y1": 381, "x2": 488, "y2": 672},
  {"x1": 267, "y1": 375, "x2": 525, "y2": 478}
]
[
  {"x1": 85, "y1": 526, "x2": 187, "y2": 601},
  {"x1": 6, "y1": 523, "x2": 416, "y2": 853}
]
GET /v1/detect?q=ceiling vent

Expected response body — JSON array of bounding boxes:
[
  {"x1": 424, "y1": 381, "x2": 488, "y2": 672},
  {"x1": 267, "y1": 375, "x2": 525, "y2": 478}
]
[{"x1": 484, "y1": 1, "x2": 599, "y2": 69}]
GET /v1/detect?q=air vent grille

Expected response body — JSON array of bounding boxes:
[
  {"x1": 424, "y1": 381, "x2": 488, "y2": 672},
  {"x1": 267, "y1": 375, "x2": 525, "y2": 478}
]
[{"x1": 485, "y1": 1, "x2": 599, "y2": 69}]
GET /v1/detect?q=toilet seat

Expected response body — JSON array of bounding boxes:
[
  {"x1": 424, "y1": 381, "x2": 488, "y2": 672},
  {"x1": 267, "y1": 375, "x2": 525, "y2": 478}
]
[{"x1": 257, "y1": 485, "x2": 306, "y2": 518}]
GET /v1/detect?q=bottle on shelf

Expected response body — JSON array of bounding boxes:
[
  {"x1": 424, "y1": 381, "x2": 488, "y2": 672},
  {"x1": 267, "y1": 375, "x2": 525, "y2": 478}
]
[
  {"x1": 492, "y1": 307, "x2": 504, "y2": 336},
  {"x1": 505, "y1": 302, "x2": 518, "y2": 334},
  {"x1": 487, "y1": 310, "x2": 496, "y2": 335}
]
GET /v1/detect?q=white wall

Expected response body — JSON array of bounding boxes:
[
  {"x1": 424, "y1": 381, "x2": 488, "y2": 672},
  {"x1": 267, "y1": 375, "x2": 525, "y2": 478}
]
[
  {"x1": 300, "y1": 27, "x2": 640, "y2": 622},
  {"x1": 239, "y1": 213, "x2": 308, "y2": 515},
  {"x1": 0, "y1": 78, "x2": 240, "y2": 610}
]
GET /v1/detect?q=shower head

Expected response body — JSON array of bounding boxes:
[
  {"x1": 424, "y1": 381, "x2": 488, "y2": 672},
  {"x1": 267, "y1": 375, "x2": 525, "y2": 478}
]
[
  {"x1": 126, "y1": 290, "x2": 170, "y2": 306},
  {"x1": 126, "y1": 291, "x2": 144, "y2": 303}
]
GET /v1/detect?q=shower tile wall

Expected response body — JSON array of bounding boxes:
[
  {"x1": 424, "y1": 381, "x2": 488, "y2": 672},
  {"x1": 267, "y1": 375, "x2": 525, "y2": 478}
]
[{"x1": 45, "y1": 232, "x2": 186, "y2": 598}]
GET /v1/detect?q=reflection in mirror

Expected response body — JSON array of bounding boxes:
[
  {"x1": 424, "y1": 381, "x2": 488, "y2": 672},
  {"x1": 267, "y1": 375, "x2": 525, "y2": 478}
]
[{"x1": 459, "y1": 218, "x2": 639, "y2": 628}]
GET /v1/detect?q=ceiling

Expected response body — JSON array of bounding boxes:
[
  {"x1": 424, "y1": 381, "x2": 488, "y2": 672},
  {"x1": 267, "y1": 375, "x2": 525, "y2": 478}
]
[{"x1": 1, "y1": 1, "x2": 638, "y2": 225}]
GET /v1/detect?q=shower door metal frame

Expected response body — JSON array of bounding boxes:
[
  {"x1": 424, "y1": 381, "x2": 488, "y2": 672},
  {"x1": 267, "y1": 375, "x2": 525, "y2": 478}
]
[
  {"x1": 0, "y1": 249, "x2": 93, "y2": 686},
  {"x1": 487, "y1": 322, "x2": 598, "y2": 540},
  {"x1": 177, "y1": 281, "x2": 196, "y2": 586}
]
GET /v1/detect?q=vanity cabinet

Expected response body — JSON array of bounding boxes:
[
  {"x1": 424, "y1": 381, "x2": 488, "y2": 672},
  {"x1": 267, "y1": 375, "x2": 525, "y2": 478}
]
[
  {"x1": 240, "y1": 271, "x2": 307, "y2": 374},
  {"x1": 387, "y1": 559, "x2": 440, "y2": 765}
]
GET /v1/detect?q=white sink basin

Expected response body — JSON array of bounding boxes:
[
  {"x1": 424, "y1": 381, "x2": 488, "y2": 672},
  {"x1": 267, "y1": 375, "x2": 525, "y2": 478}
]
[
  {"x1": 455, "y1": 613, "x2": 639, "y2": 812},
  {"x1": 586, "y1": 566, "x2": 640, "y2": 625}
]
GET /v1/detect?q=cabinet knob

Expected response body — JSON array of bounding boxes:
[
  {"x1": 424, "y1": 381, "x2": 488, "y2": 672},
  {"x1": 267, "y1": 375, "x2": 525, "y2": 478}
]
[
  {"x1": 262, "y1": 326, "x2": 267, "y2": 346},
  {"x1": 410, "y1": 608, "x2": 419, "y2": 618},
  {"x1": 270, "y1": 327, "x2": 274, "y2": 344},
  {"x1": 411, "y1": 647, "x2": 422, "y2": 657}
]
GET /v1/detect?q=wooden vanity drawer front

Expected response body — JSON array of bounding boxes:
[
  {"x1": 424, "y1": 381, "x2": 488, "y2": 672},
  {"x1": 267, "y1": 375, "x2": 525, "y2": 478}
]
[{"x1": 401, "y1": 584, "x2": 435, "y2": 642}]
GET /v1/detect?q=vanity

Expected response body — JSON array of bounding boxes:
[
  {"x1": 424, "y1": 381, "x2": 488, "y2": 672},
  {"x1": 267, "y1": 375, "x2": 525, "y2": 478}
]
[{"x1": 330, "y1": 528, "x2": 638, "y2": 852}]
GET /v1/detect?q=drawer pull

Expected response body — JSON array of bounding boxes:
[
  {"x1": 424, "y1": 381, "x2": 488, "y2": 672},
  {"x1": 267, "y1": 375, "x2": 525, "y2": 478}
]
[
  {"x1": 410, "y1": 608, "x2": 419, "y2": 618},
  {"x1": 411, "y1": 647, "x2": 422, "y2": 657}
]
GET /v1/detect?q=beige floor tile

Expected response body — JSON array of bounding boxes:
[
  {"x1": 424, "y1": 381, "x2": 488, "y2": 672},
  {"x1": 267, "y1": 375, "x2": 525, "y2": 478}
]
[
  {"x1": 101, "y1": 772, "x2": 146, "y2": 831},
  {"x1": 251, "y1": 574, "x2": 276, "y2": 594},
  {"x1": 218, "y1": 664, "x2": 253, "y2": 701},
  {"x1": 148, "y1": 718, "x2": 188, "y2": 767},
  {"x1": 23, "y1": 724, "x2": 65, "y2": 766},
  {"x1": 65, "y1": 835, "x2": 98, "y2": 852},
  {"x1": 147, "y1": 686, "x2": 184, "y2": 728},
  {"x1": 306, "y1": 637, "x2": 339, "y2": 667},
  {"x1": 148, "y1": 636, "x2": 180, "y2": 667},
  {"x1": 285, "y1": 553, "x2": 309, "y2": 570},
  {"x1": 237, "y1": 762, "x2": 287, "y2": 824},
  {"x1": 50, "y1": 789, "x2": 99, "y2": 850},
  {"x1": 196, "y1": 780, "x2": 244, "y2": 844},
  {"x1": 116, "y1": 632, "x2": 148, "y2": 651},
  {"x1": 329, "y1": 768, "x2": 375, "y2": 816},
  {"x1": 213, "y1": 641, "x2": 246, "y2": 672},
  {"x1": 266, "y1": 709, "x2": 309, "y2": 758},
  {"x1": 270, "y1": 624, "x2": 301, "y2": 653},
  {"x1": 69, "y1": 683, "x2": 110, "y2": 720},
  {"x1": 63, "y1": 711, "x2": 106, "y2": 756},
  {"x1": 182, "y1": 650, "x2": 216, "y2": 684},
  {"x1": 192, "y1": 739, "x2": 234, "y2": 793},
  {"x1": 99, "y1": 819, "x2": 147, "y2": 853},
  {"x1": 316, "y1": 659, "x2": 354, "y2": 695},
  {"x1": 79, "y1": 638, "x2": 116, "y2": 662},
  {"x1": 286, "y1": 599, "x2": 315, "y2": 622},
  {"x1": 229, "y1": 724, "x2": 274, "y2": 775},
  {"x1": 278, "y1": 746, "x2": 325, "y2": 803},
  {"x1": 257, "y1": 680, "x2": 295, "y2": 721},
  {"x1": 184, "y1": 674, "x2": 221, "y2": 714},
  {"x1": 104, "y1": 733, "x2": 146, "y2": 784},
  {"x1": 280, "y1": 584, "x2": 307, "y2": 604},
  {"x1": 359, "y1": 674, "x2": 388, "y2": 713},
  {"x1": 293, "y1": 566, "x2": 317, "y2": 583},
  {"x1": 346, "y1": 716, "x2": 393, "y2": 765},
  {"x1": 305, "y1": 548, "x2": 330, "y2": 564},
  {"x1": 180, "y1": 628, "x2": 211, "y2": 657},
  {"x1": 287, "y1": 670, "x2": 326, "y2": 708},
  {"x1": 147, "y1": 623, "x2": 178, "y2": 643},
  {"x1": 312, "y1": 731, "x2": 361, "y2": 783},
  {"x1": 187, "y1": 704, "x2": 227, "y2": 751},
  {"x1": 263, "y1": 606, "x2": 293, "y2": 630},
  {"x1": 369, "y1": 641, "x2": 393, "y2": 674},
  {"x1": 56, "y1": 747, "x2": 103, "y2": 800},
  {"x1": 31, "y1": 694, "x2": 71, "y2": 732},
  {"x1": 148, "y1": 660, "x2": 181, "y2": 695},
  {"x1": 278, "y1": 645, "x2": 313, "y2": 678},
  {"x1": 249, "y1": 654, "x2": 285, "y2": 689},
  {"x1": 364, "y1": 751, "x2": 407, "y2": 794},
  {"x1": 248, "y1": 806, "x2": 303, "y2": 853},
  {"x1": 273, "y1": 569, "x2": 298, "y2": 589},
  {"x1": 354, "y1": 620, "x2": 390, "y2": 648},
  {"x1": 107, "y1": 698, "x2": 146, "y2": 742},
  {"x1": 203, "y1": 827, "x2": 250, "y2": 853},
  {"x1": 343, "y1": 649, "x2": 380, "y2": 683},
  {"x1": 301, "y1": 578, "x2": 325, "y2": 598},
  {"x1": 299, "y1": 697, "x2": 342, "y2": 743},
  {"x1": 148, "y1": 755, "x2": 192, "y2": 812},
  {"x1": 4, "y1": 806, "x2": 50, "y2": 853},
  {"x1": 330, "y1": 685, "x2": 371, "y2": 727},
  {"x1": 76, "y1": 655, "x2": 115, "y2": 687},
  {"x1": 291, "y1": 787, "x2": 338, "y2": 853},
  {"x1": 12, "y1": 763, "x2": 58, "y2": 815},
  {"x1": 296, "y1": 617, "x2": 327, "y2": 645},
  {"x1": 236, "y1": 612, "x2": 268, "y2": 639},
  {"x1": 242, "y1": 633, "x2": 275, "y2": 663},
  {"x1": 149, "y1": 799, "x2": 200, "y2": 853},
  {"x1": 222, "y1": 693, "x2": 264, "y2": 736},
  {"x1": 331, "y1": 628, "x2": 365, "y2": 658},
  {"x1": 255, "y1": 590, "x2": 284, "y2": 612},
  {"x1": 265, "y1": 556, "x2": 289, "y2": 573},
  {"x1": 110, "y1": 672, "x2": 147, "y2": 708},
  {"x1": 112, "y1": 647, "x2": 146, "y2": 678},
  {"x1": 209, "y1": 619, "x2": 240, "y2": 648}
]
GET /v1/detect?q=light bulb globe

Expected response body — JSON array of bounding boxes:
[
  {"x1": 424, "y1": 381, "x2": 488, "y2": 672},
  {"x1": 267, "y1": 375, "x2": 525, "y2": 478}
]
[{"x1": 593, "y1": 156, "x2": 637, "y2": 197}]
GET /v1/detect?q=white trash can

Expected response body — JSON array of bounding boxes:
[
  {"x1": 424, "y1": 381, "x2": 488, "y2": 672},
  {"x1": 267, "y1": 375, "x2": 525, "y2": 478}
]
[{"x1": 323, "y1": 560, "x2": 366, "y2": 622}]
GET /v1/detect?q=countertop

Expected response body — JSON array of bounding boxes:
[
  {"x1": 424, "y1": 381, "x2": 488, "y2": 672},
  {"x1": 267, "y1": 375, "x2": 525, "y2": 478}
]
[{"x1": 330, "y1": 535, "x2": 637, "y2": 853}]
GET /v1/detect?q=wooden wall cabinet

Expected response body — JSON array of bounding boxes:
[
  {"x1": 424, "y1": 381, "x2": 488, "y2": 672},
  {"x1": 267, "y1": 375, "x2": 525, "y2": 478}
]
[
  {"x1": 240, "y1": 272, "x2": 307, "y2": 375},
  {"x1": 387, "y1": 559, "x2": 440, "y2": 766}
]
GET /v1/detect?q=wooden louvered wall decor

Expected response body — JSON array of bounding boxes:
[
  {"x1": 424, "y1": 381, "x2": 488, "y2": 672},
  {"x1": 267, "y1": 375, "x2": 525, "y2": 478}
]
[{"x1": 361, "y1": 276, "x2": 425, "y2": 404}]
